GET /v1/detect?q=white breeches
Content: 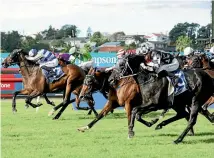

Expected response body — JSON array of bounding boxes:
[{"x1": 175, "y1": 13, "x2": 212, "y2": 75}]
[
  {"x1": 157, "y1": 58, "x2": 179, "y2": 73},
  {"x1": 40, "y1": 58, "x2": 58, "y2": 68}
]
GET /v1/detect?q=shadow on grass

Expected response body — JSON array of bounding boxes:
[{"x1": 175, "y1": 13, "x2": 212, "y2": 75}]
[
  {"x1": 156, "y1": 132, "x2": 214, "y2": 138},
  {"x1": 183, "y1": 138, "x2": 214, "y2": 144},
  {"x1": 157, "y1": 133, "x2": 178, "y2": 137},
  {"x1": 194, "y1": 132, "x2": 214, "y2": 136}
]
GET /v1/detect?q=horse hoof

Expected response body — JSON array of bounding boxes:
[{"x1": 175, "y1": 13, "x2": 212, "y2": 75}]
[
  {"x1": 151, "y1": 118, "x2": 159, "y2": 125},
  {"x1": 173, "y1": 140, "x2": 180, "y2": 144},
  {"x1": 52, "y1": 117, "x2": 58, "y2": 120},
  {"x1": 128, "y1": 131, "x2": 135, "y2": 139},
  {"x1": 77, "y1": 126, "x2": 89, "y2": 132},
  {"x1": 12, "y1": 109, "x2": 17, "y2": 114},
  {"x1": 48, "y1": 109, "x2": 55, "y2": 116},
  {"x1": 37, "y1": 103, "x2": 43, "y2": 107},
  {"x1": 51, "y1": 102, "x2": 55, "y2": 106},
  {"x1": 155, "y1": 125, "x2": 162, "y2": 130},
  {"x1": 25, "y1": 105, "x2": 29, "y2": 109}
]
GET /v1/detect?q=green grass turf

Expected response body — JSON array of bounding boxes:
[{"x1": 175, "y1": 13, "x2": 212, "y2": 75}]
[{"x1": 1, "y1": 99, "x2": 214, "y2": 158}]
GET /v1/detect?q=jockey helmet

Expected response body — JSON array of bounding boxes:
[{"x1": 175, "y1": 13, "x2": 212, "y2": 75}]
[
  {"x1": 140, "y1": 43, "x2": 150, "y2": 55},
  {"x1": 29, "y1": 49, "x2": 38, "y2": 57},
  {"x1": 183, "y1": 47, "x2": 194, "y2": 56},
  {"x1": 210, "y1": 46, "x2": 214, "y2": 54}
]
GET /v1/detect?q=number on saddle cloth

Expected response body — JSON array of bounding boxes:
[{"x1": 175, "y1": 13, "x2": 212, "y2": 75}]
[{"x1": 170, "y1": 70, "x2": 188, "y2": 96}]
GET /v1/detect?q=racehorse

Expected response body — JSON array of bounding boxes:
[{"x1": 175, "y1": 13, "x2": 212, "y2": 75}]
[
  {"x1": 118, "y1": 54, "x2": 214, "y2": 143},
  {"x1": 78, "y1": 67, "x2": 170, "y2": 129},
  {"x1": 79, "y1": 54, "x2": 214, "y2": 144},
  {"x1": 1, "y1": 49, "x2": 98, "y2": 119},
  {"x1": 178, "y1": 53, "x2": 214, "y2": 111}
]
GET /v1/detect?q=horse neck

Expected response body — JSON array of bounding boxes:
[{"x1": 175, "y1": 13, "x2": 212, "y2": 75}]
[
  {"x1": 118, "y1": 76, "x2": 136, "y2": 87},
  {"x1": 19, "y1": 54, "x2": 39, "y2": 77},
  {"x1": 95, "y1": 72, "x2": 108, "y2": 89}
]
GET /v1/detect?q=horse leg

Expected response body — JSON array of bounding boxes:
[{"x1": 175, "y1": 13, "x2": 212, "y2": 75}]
[
  {"x1": 128, "y1": 106, "x2": 139, "y2": 139},
  {"x1": 174, "y1": 100, "x2": 199, "y2": 144},
  {"x1": 124, "y1": 101, "x2": 134, "y2": 138},
  {"x1": 12, "y1": 89, "x2": 31, "y2": 113},
  {"x1": 25, "y1": 91, "x2": 43, "y2": 108},
  {"x1": 128, "y1": 101, "x2": 155, "y2": 138},
  {"x1": 52, "y1": 81, "x2": 76, "y2": 120},
  {"x1": 202, "y1": 96, "x2": 214, "y2": 110},
  {"x1": 75, "y1": 96, "x2": 90, "y2": 111},
  {"x1": 149, "y1": 109, "x2": 169, "y2": 126},
  {"x1": 135, "y1": 109, "x2": 169, "y2": 128},
  {"x1": 155, "y1": 107, "x2": 189, "y2": 130},
  {"x1": 48, "y1": 91, "x2": 65, "y2": 116},
  {"x1": 78, "y1": 101, "x2": 119, "y2": 132},
  {"x1": 52, "y1": 98, "x2": 75, "y2": 119},
  {"x1": 200, "y1": 108, "x2": 214, "y2": 123},
  {"x1": 135, "y1": 111, "x2": 155, "y2": 127},
  {"x1": 186, "y1": 106, "x2": 195, "y2": 136},
  {"x1": 87, "y1": 98, "x2": 98, "y2": 117},
  {"x1": 43, "y1": 94, "x2": 55, "y2": 107}
]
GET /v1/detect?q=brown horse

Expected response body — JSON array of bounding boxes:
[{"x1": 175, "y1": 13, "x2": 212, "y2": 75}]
[
  {"x1": 1, "y1": 49, "x2": 97, "y2": 119},
  {"x1": 77, "y1": 67, "x2": 185, "y2": 134},
  {"x1": 78, "y1": 67, "x2": 141, "y2": 134}
]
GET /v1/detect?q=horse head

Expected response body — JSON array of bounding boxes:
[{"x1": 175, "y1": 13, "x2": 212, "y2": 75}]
[
  {"x1": 2, "y1": 49, "x2": 26, "y2": 68},
  {"x1": 79, "y1": 67, "x2": 97, "y2": 100}
]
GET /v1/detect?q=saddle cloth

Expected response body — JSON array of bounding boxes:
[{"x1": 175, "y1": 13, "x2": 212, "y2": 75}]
[
  {"x1": 170, "y1": 70, "x2": 188, "y2": 96},
  {"x1": 42, "y1": 65, "x2": 65, "y2": 83}
]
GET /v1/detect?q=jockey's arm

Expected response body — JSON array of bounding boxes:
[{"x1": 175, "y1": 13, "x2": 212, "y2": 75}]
[{"x1": 25, "y1": 51, "x2": 43, "y2": 61}]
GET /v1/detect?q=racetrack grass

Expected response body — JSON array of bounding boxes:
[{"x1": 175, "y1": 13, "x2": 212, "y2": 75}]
[{"x1": 1, "y1": 99, "x2": 214, "y2": 158}]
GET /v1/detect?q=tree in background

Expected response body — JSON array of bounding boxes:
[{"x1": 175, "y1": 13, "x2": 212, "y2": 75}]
[
  {"x1": 1, "y1": 31, "x2": 22, "y2": 52},
  {"x1": 21, "y1": 36, "x2": 37, "y2": 51},
  {"x1": 197, "y1": 24, "x2": 211, "y2": 38},
  {"x1": 90, "y1": 32, "x2": 109, "y2": 47},
  {"x1": 110, "y1": 31, "x2": 125, "y2": 41},
  {"x1": 176, "y1": 36, "x2": 192, "y2": 52},
  {"x1": 169, "y1": 22, "x2": 199, "y2": 45},
  {"x1": 124, "y1": 42, "x2": 137, "y2": 50}
]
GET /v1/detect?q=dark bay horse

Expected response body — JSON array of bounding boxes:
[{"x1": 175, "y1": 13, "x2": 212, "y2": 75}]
[
  {"x1": 114, "y1": 54, "x2": 214, "y2": 143},
  {"x1": 180, "y1": 54, "x2": 214, "y2": 111},
  {"x1": 1, "y1": 49, "x2": 97, "y2": 119},
  {"x1": 78, "y1": 67, "x2": 178, "y2": 136}
]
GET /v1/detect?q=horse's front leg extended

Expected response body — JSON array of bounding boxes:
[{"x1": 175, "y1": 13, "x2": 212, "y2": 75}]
[
  {"x1": 12, "y1": 89, "x2": 32, "y2": 113},
  {"x1": 78, "y1": 101, "x2": 118, "y2": 132},
  {"x1": 25, "y1": 91, "x2": 43, "y2": 108}
]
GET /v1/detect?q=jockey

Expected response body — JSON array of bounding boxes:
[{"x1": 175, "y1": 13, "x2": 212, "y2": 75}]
[
  {"x1": 26, "y1": 49, "x2": 58, "y2": 77},
  {"x1": 105, "y1": 49, "x2": 128, "y2": 72},
  {"x1": 140, "y1": 47, "x2": 179, "y2": 78},
  {"x1": 183, "y1": 47, "x2": 203, "y2": 68}
]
